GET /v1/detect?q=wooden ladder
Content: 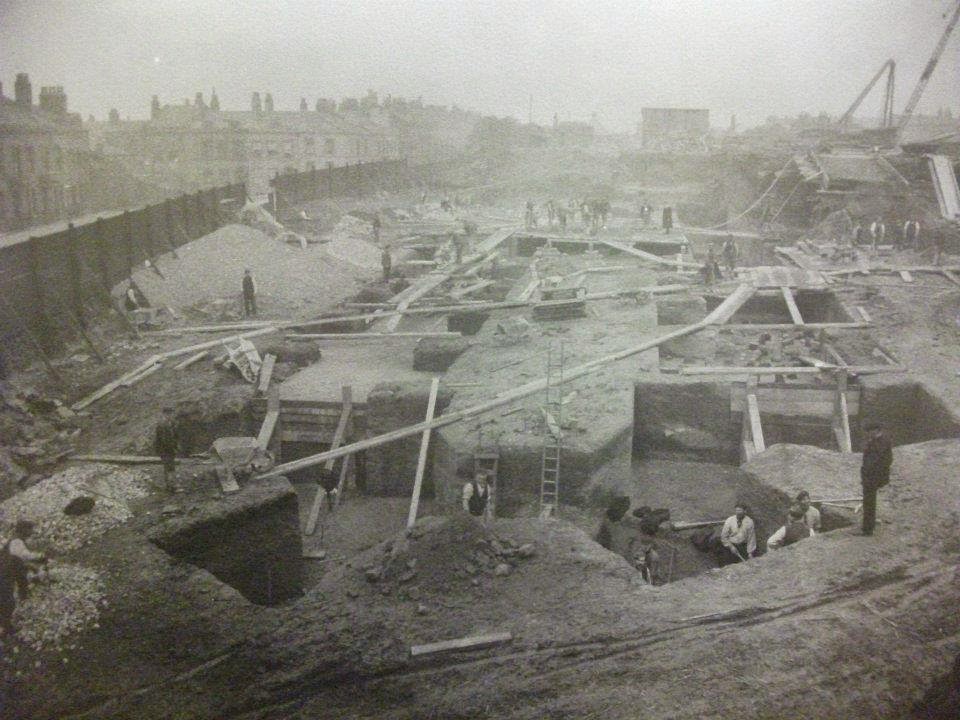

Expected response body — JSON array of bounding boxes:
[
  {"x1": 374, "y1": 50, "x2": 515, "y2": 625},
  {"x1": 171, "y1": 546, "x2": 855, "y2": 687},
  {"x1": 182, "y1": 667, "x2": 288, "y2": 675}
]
[{"x1": 539, "y1": 343, "x2": 564, "y2": 518}]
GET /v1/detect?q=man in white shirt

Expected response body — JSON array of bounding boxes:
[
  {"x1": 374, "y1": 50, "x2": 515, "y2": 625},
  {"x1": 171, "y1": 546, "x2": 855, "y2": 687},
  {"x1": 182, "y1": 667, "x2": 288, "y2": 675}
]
[
  {"x1": 796, "y1": 491, "x2": 821, "y2": 533},
  {"x1": 767, "y1": 506, "x2": 814, "y2": 550},
  {"x1": 719, "y1": 504, "x2": 756, "y2": 565},
  {"x1": 462, "y1": 472, "x2": 492, "y2": 519}
]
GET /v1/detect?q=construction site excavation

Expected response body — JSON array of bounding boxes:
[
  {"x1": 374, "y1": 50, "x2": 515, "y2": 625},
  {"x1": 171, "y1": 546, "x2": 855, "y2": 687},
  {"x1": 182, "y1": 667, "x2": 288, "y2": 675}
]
[{"x1": 3, "y1": 3, "x2": 960, "y2": 718}]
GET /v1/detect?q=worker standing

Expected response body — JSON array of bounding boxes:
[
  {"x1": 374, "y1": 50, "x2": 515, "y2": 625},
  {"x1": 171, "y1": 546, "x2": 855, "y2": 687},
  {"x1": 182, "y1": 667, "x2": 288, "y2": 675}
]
[
  {"x1": 903, "y1": 219, "x2": 920, "y2": 250},
  {"x1": 0, "y1": 526, "x2": 33, "y2": 636},
  {"x1": 722, "y1": 235, "x2": 739, "y2": 274},
  {"x1": 869, "y1": 218, "x2": 886, "y2": 252},
  {"x1": 242, "y1": 269, "x2": 257, "y2": 318},
  {"x1": 154, "y1": 405, "x2": 180, "y2": 493},
  {"x1": 662, "y1": 206, "x2": 674, "y2": 235},
  {"x1": 381, "y1": 245, "x2": 392, "y2": 281},
  {"x1": 462, "y1": 471, "x2": 492, "y2": 520},
  {"x1": 719, "y1": 504, "x2": 756, "y2": 565},
  {"x1": 860, "y1": 424, "x2": 892, "y2": 536},
  {"x1": 372, "y1": 214, "x2": 381, "y2": 243}
]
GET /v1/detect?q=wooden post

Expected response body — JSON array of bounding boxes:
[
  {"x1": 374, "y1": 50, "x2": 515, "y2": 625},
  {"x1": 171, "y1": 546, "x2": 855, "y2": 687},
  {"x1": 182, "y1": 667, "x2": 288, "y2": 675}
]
[
  {"x1": 123, "y1": 211, "x2": 136, "y2": 278},
  {"x1": 66, "y1": 223, "x2": 84, "y2": 324},
  {"x1": 780, "y1": 286, "x2": 804, "y2": 325},
  {"x1": 304, "y1": 385, "x2": 352, "y2": 536},
  {"x1": 407, "y1": 377, "x2": 440, "y2": 528},
  {"x1": 834, "y1": 371, "x2": 852, "y2": 453},
  {"x1": 746, "y1": 376, "x2": 764, "y2": 454},
  {"x1": 95, "y1": 217, "x2": 112, "y2": 292}
]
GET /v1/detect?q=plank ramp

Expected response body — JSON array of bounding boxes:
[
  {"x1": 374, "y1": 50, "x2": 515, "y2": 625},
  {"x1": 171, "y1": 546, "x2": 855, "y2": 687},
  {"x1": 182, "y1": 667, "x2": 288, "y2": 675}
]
[
  {"x1": 600, "y1": 240, "x2": 691, "y2": 268},
  {"x1": 780, "y1": 286, "x2": 804, "y2": 325},
  {"x1": 703, "y1": 284, "x2": 756, "y2": 324}
]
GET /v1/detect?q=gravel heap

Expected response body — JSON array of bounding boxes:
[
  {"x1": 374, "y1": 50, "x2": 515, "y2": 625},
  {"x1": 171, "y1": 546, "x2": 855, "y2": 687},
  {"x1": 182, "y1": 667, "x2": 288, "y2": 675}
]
[
  {"x1": 130, "y1": 224, "x2": 369, "y2": 318},
  {"x1": 323, "y1": 214, "x2": 382, "y2": 271},
  {"x1": 8, "y1": 563, "x2": 107, "y2": 655},
  {"x1": 0, "y1": 465, "x2": 151, "y2": 552}
]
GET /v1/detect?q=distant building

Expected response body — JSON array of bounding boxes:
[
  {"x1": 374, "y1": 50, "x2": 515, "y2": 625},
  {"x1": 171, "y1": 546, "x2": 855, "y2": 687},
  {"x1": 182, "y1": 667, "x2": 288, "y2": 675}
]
[
  {"x1": 640, "y1": 108, "x2": 710, "y2": 150},
  {"x1": 0, "y1": 74, "x2": 89, "y2": 231},
  {"x1": 93, "y1": 90, "x2": 481, "y2": 196}
]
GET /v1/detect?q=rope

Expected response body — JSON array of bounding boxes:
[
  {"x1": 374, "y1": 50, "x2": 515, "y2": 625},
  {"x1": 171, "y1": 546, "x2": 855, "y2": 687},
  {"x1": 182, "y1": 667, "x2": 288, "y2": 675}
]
[{"x1": 694, "y1": 157, "x2": 796, "y2": 231}]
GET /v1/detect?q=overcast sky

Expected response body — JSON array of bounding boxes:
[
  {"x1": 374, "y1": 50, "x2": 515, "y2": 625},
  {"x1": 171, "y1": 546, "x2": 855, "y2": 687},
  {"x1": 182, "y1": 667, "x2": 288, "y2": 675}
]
[{"x1": 1, "y1": 0, "x2": 958, "y2": 130}]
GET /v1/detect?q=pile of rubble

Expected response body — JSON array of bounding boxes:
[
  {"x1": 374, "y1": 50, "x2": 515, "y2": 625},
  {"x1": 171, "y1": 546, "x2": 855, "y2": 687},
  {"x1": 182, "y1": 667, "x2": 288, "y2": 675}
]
[
  {"x1": 357, "y1": 516, "x2": 536, "y2": 607},
  {"x1": 8, "y1": 563, "x2": 107, "y2": 656},
  {"x1": 323, "y1": 214, "x2": 382, "y2": 271},
  {"x1": 0, "y1": 388, "x2": 79, "y2": 501},
  {"x1": 0, "y1": 465, "x2": 151, "y2": 552}
]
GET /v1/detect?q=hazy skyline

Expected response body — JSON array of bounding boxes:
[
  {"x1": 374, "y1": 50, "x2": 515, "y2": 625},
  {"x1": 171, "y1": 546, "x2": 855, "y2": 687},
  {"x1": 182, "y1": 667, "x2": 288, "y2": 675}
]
[{"x1": 1, "y1": 0, "x2": 958, "y2": 130}]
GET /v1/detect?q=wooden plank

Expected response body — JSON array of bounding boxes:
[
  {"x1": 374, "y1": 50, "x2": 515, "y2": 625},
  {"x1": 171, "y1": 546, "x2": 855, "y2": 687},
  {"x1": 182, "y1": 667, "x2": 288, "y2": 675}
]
[
  {"x1": 835, "y1": 372, "x2": 852, "y2": 453},
  {"x1": 410, "y1": 632, "x2": 513, "y2": 658},
  {"x1": 69, "y1": 453, "x2": 163, "y2": 465},
  {"x1": 145, "y1": 321, "x2": 276, "y2": 335},
  {"x1": 256, "y1": 411, "x2": 279, "y2": 451},
  {"x1": 780, "y1": 286, "x2": 804, "y2": 325},
  {"x1": 257, "y1": 354, "x2": 276, "y2": 395},
  {"x1": 286, "y1": 332, "x2": 460, "y2": 340},
  {"x1": 718, "y1": 322, "x2": 867, "y2": 330},
  {"x1": 325, "y1": 386, "x2": 353, "y2": 472},
  {"x1": 856, "y1": 306, "x2": 872, "y2": 323},
  {"x1": 71, "y1": 355, "x2": 162, "y2": 410},
  {"x1": 280, "y1": 429, "x2": 328, "y2": 443},
  {"x1": 119, "y1": 362, "x2": 162, "y2": 387},
  {"x1": 600, "y1": 240, "x2": 693, "y2": 269},
  {"x1": 942, "y1": 269, "x2": 960, "y2": 287},
  {"x1": 174, "y1": 351, "x2": 209, "y2": 370},
  {"x1": 407, "y1": 377, "x2": 440, "y2": 528},
  {"x1": 381, "y1": 227, "x2": 516, "y2": 332},
  {"x1": 746, "y1": 393, "x2": 765, "y2": 454},
  {"x1": 683, "y1": 365, "x2": 904, "y2": 376},
  {"x1": 899, "y1": 270, "x2": 914, "y2": 282},
  {"x1": 305, "y1": 386, "x2": 353, "y2": 536},
  {"x1": 450, "y1": 280, "x2": 494, "y2": 300},
  {"x1": 732, "y1": 399, "x2": 860, "y2": 417},
  {"x1": 703, "y1": 284, "x2": 756, "y2": 325},
  {"x1": 332, "y1": 453, "x2": 352, "y2": 509},
  {"x1": 670, "y1": 519, "x2": 725, "y2": 531}
]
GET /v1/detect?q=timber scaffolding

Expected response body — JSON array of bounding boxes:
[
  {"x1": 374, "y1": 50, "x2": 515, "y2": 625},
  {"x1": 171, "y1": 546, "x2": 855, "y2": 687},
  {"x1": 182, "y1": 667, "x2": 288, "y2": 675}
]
[{"x1": 257, "y1": 275, "x2": 904, "y2": 481}]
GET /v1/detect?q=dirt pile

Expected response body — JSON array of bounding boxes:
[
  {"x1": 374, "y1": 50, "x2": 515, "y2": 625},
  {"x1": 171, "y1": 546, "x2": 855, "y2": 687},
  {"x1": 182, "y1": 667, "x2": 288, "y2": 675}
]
[
  {"x1": 0, "y1": 464, "x2": 151, "y2": 552},
  {"x1": 6, "y1": 563, "x2": 107, "y2": 655},
  {"x1": 322, "y1": 214, "x2": 382, "y2": 271},
  {"x1": 0, "y1": 388, "x2": 80, "y2": 501},
  {"x1": 358, "y1": 515, "x2": 537, "y2": 602},
  {"x1": 130, "y1": 224, "x2": 370, "y2": 319}
]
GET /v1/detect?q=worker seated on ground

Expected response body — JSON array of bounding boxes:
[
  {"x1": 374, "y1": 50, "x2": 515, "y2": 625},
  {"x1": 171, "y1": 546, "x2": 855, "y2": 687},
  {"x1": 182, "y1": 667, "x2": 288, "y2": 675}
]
[
  {"x1": 795, "y1": 491, "x2": 821, "y2": 533},
  {"x1": 719, "y1": 503, "x2": 756, "y2": 566},
  {"x1": 594, "y1": 495, "x2": 631, "y2": 551},
  {"x1": 767, "y1": 506, "x2": 813, "y2": 550},
  {"x1": 462, "y1": 471, "x2": 492, "y2": 519},
  {"x1": 629, "y1": 536, "x2": 661, "y2": 585}
]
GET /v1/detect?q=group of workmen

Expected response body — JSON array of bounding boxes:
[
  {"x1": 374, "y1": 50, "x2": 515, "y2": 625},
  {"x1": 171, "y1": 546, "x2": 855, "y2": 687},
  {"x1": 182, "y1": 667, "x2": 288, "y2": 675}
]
[
  {"x1": 523, "y1": 198, "x2": 611, "y2": 234},
  {"x1": 594, "y1": 423, "x2": 893, "y2": 580},
  {"x1": 699, "y1": 236, "x2": 741, "y2": 285}
]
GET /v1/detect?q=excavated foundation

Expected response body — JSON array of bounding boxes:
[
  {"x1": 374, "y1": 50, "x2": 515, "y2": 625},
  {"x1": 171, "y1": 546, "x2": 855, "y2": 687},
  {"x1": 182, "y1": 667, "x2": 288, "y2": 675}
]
[{"x1": 148, "y1": 477, "x2": 303, "y2": 606}]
